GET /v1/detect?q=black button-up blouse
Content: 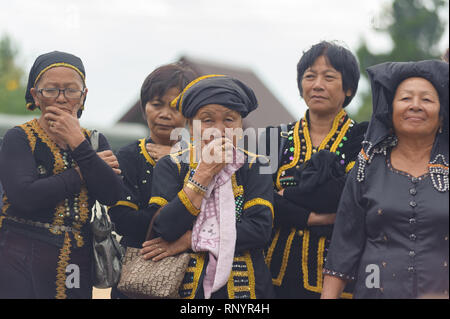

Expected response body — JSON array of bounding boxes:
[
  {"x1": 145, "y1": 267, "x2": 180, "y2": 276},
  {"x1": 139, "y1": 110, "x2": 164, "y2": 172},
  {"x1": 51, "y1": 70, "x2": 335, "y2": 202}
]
[{"x1": 324, "y1": 153, "x2": 449, "y2": 299}]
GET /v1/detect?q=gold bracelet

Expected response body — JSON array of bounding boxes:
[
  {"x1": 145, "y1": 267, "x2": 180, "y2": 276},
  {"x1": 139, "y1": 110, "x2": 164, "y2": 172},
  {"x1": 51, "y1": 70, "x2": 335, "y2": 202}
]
[{"x1": 186, "y1": 181, "x2": 206, "y2": 195}]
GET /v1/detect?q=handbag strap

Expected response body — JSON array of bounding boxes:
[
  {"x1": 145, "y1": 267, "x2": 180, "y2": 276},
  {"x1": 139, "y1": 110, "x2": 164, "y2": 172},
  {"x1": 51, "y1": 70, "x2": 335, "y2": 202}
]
[{"x1": 144, "y1": 209, "x2": 162, "y2": 242}]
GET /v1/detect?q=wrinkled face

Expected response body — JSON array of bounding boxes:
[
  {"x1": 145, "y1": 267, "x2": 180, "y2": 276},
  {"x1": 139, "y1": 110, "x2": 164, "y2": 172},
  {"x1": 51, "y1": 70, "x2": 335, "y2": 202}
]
[
  {"x1": 301, "y1": 55, "x2": 351, "y2": 115},
  {"x1": 145, "y1": 87, "x2": 186, "y2": 144},
  {"x1": 190, "y1": 104, "x2": 243, "y2": 147},
  {"x1": 392, "y1": 77, "x2": 441, "y2": 139},
  {"x1": 30, "y1": 66, "x2": 86, "y2": 117}
]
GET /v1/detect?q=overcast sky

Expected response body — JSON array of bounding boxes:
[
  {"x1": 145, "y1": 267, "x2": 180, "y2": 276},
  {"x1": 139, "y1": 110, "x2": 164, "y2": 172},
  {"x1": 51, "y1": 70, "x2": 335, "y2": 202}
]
[{"x1": 1, "y1": 0, "x2": 448, "y2": 128}]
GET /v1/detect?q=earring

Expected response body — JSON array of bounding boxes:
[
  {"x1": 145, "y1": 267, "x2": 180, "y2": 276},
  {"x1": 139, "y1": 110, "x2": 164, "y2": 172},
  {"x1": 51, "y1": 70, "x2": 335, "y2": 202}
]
[{"x1": 439, "y1": 126, "x2": 443, "y2": 134}]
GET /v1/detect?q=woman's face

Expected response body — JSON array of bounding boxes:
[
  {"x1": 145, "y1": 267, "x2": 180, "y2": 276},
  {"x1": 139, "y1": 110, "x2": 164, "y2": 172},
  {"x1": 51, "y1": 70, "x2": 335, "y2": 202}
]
[
  {"x1": 301, "y1": 55, "x2": 351, "y2": 116},
  {"x1": 392, "y1": 77, "x2": 441, "y2": 139},
  {"x1": 190, "y1": 104, "x2": 243, "y2": 147},
  {"x1": 145, "y1": 87, "x2": 186, "y2": 145},
  {"x1": 30, "y1": 66, "x2": 87, "y2": 117}
]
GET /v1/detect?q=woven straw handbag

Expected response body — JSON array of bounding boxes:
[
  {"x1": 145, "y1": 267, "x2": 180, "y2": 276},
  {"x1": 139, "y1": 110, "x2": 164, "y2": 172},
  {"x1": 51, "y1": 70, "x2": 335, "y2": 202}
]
[{"x1": 117, "y1": 211, "x2": 191, "y2": 299}]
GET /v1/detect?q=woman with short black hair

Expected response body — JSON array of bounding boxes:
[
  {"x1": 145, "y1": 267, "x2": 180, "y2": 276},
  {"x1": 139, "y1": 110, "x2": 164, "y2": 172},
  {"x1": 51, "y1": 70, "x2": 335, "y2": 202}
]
[
  {"x1": 108, "y1": 63, "x2": 196, "y2": 298},
  {"x1": 262, "y1": 41, "x2": 368, "y2": 299}
]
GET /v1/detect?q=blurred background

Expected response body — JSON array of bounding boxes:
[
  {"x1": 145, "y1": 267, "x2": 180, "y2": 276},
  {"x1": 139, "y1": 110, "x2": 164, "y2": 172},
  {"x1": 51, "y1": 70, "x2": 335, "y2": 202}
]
[{"x1": 0, "y1": 0, "x2": 448, "y2": 150}]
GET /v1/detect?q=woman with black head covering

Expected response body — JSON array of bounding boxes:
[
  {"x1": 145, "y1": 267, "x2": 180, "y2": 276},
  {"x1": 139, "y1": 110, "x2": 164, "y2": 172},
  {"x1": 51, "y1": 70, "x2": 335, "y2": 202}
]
[
  {"x1": 144, "y1": 75, "x2": 275, "y2": 299},
  {"x1": 261, "y1": 41, "x2": 368, "y2": 299},
  {"x1": 321, "y1": 60, "x2": 449, "y2": 299},
  {"x1": 0, "y1": 51, "x2": 122, "y2": 299},
  {"x1": 108, "y1": 63, "x2": 196, "y2": 299}
]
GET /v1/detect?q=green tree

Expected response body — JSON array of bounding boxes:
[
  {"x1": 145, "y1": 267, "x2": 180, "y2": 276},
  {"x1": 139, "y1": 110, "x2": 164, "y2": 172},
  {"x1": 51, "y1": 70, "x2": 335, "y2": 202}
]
[
  {"x1": 0, "y1": 35, "x2": 28, "y2": 115},
  {"x1": 351, "y1": 0, "x2": 448, "y2": 123}
]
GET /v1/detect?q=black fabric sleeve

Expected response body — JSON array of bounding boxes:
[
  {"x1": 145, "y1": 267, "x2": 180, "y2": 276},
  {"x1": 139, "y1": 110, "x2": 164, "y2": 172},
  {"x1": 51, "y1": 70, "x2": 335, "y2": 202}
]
[
  {"x1": 71, "y1": 132, "x2": 122, "y2": 206},
  {"x1": 149, "y1": 156, "x2": 195, "y2": 242},
  {"x1": 323, "y1": 166, "x2": 367, "y2": 279},
  {"x1": 272, "y1": 192, "x2": 311, "y2": 229},
  {"x1": 235, "y1": 162, "x2": 274, "y2": 253},
  {"x1": 107, "y1": 143, "x2": 153, "y2": 245},
  {"x1": 283, "y1": 174, "x2": 347, "y2": 213},
  {"x1": 0, "y1": 127, "x2": 82, "y2": 214}
]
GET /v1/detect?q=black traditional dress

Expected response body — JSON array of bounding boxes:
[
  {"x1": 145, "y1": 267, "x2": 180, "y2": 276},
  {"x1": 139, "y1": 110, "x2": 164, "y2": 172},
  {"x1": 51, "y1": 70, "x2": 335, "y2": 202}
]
[
  {"x1": 108, "y1": 138, "x2": 157, "y2": 248},
  {"x1": 0, "y1": 119, "x2": 121, "y2": 298},
  {"x1": 148, "y1": 147, "x2": 275, "y2": 299},
  {"x1": 264, "y1": 109, "x2": 367, "y2": 299}
]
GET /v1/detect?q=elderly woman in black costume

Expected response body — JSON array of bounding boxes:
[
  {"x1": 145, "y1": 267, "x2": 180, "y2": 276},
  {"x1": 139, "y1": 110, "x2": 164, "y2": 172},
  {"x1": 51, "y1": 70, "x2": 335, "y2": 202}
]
[
  {"x1": 321, "y1": 60, "x2": 449, "y2": 299},
  {"x1": 108, "y1": 63, "x2": 196, "y2": 298},
  {"x1": 0, "y1": 51, "x2": 122, "y2": 299},
  {"x1": 262, "y1": 41, "x2": 368, "y2": 299},
  {"x1": 144, "y1": 75, "x2": 275, "y2": 299}
]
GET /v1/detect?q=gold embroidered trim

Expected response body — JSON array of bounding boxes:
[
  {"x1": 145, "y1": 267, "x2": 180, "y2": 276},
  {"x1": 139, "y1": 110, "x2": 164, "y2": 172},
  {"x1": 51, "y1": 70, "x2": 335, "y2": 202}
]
[
  {"x1": 330, "y1": 117, "x2": 352, "y2": 152},
  {"x1": 319, "y1": 109, "x2": 346, "y2": 150},
  {"x1": 178, "y1": 190, "x2": 200, "y2": 216},
  {"x1": 18, "y1": 121, "x2": 37, "y2": 153},
  {"x1": 55, "y1": 231, "x2": 72, "y2": 299},
  {"x1": 276, "y1": 120, "x2": 301, "y2": 190},
  {"x1": 265, "y1": 228, "x2": 279, "y2": 267},
  {"x1": 243, "y1": 198, "x2": 274, "y2": 220},
  {"x1": 269, "y1": 228, "x2": 296, "y2": 286},
  {"x1": 148, "y1": 196, "x2": 168, "y2": 208},
  {"x1": 181, "y1": 253, "x2": 205, "y2": 299},
  {"x1": 231, "y1": 174, "x2": 244, "y2": 197},
  {"x1": 227, "y1": 253, "x2": 257, "y2": 299},
  {"x1": 114, "y1": 200, "x2": 139, "y2": 211},
  {"x1": 170, "y1": 74, "x2": 225, "y2": 115},
  {"x1": 138, "y1": 138, "x2": 156, "y2": 167},
  {"x1": 345, "y1": 161, "x2": 355, "y2": 173}
]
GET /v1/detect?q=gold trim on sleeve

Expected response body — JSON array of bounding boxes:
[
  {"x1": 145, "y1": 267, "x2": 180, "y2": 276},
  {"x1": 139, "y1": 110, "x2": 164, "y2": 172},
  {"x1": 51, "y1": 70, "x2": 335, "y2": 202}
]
[
  {"x1": 243, "y1": 198, "x2": 274, "y2": 220},
  {"x1": 148, "y1": 196, "x2": 168, "y2": 208},
  {"x1": 177, "y1": 190, "x2": 200, "y2": 217},
  {"x1": 113, "y1": 200, "x2": 139, "y2": 211}
]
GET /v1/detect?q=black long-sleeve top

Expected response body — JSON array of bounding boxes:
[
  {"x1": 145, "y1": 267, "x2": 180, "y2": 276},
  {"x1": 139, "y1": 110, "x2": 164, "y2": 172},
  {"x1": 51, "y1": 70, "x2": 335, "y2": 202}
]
[
  {"x1": 261, "y1": 109, "x2": 367, "y2": 298},
  {"x1": 147, "y1": 148, "x2": 275, "y2": 299},
  {"x1": 0, "y1": 119, "x2": 122, "y2": 248},
  {"x1": 108, "y1": 138, "x2": 156, "y2": 248}
]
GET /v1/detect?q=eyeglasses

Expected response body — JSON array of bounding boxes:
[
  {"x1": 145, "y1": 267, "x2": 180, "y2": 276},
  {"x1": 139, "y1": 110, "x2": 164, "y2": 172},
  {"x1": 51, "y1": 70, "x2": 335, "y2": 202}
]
[{"x1": 38, "y1": 88, "x2": 85, "y2": 100}]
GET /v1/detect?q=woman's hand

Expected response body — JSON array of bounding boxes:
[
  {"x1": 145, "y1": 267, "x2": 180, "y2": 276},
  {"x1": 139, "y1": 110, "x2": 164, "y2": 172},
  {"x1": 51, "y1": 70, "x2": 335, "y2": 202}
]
[
  {"x1": 140, "y1": 230, "x2": 192, "y2": 261},
  {"x1": 145, "y1": 143, "x2": 173, "y2": 162},
  {"x1": 44, "y1": 105, "x2": 85, "y2": 150},
  {"x1": 307, "y1": 212, "x2": 336, "y2": 226},
  {"x1": 193, "y1": 137, "x2": 234, "y2": 186},
  {"x1": 97, "y1": 150, "x2": 121, "y2": 175}
]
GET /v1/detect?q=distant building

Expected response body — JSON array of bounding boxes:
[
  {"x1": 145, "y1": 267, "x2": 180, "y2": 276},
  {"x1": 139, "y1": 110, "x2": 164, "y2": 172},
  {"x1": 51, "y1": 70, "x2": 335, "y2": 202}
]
[{"x1": 117, "y1": 56, "x2": 295, "y2": 130}]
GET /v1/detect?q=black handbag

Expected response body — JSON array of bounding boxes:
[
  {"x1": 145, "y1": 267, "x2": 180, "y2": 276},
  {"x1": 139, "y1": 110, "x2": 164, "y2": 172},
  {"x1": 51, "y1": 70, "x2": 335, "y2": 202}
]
[
  {"x1": 89, "y1": 130, "x2": 125, "y2": 288},
  {"x1": 91, "y1": 203, "x2": 125, "y2": 288}
]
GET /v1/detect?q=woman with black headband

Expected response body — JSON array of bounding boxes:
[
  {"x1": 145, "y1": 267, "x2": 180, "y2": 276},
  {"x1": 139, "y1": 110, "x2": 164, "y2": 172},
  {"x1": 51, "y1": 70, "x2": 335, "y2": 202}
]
[
  {"x1": 321, "y1": 60, "x2": 449, "y2": 299},
  {"x1": 143, "y1": 75, "x2": 275, "y2": 299},
  {"x1": 0, "y1": 51, "x2": 122, "y2": 299}
]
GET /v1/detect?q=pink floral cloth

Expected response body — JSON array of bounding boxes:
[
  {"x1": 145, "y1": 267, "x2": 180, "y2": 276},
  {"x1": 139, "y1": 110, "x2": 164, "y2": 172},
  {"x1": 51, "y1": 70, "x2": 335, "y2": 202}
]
[{"x1": 191, "y1": 148, "x2": 245, "y2": 299}]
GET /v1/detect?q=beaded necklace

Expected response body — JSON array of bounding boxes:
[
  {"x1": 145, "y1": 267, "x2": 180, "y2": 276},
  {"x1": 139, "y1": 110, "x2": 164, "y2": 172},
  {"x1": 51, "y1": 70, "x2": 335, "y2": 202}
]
[{"x1": 276, "y1": 109, "x2": 354, "y2": 190}]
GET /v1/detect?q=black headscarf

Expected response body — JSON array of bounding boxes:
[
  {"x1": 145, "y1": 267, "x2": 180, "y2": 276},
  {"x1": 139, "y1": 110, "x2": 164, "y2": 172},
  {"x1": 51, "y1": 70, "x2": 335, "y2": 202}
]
[
  {"x1": 25, "y1": 51, "x2": 86, "y2": 118},
  {"x1": 357, "y1": 60, "x2": 449, "y2": 192},
  {"x1": 170, "y1": 74, "x2": 258, "y2": 118}
]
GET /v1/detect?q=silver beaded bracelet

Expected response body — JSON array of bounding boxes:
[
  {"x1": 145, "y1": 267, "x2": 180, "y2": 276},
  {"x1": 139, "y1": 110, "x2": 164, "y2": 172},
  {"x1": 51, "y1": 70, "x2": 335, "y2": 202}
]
[{"x1": 188, "y1": 176, "x2": 208, "y2": 193}]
